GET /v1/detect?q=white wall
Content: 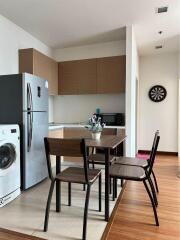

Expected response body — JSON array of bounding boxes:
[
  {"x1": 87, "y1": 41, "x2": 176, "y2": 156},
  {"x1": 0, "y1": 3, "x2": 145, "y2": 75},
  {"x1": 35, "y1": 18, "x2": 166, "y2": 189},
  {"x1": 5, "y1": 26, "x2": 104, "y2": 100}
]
[
  {"x1": 139, "y1": 52, "x2": 179, "y2": 152},
  {"x1": 53, "y1": 94, "x2": 125, "y2": 123},
  {"x1": 0, "y1": 15, "x2": 52, "y2": 75},
  {"x1": 53, "y1": 40, "x2": 126, "y2": 61},
  {"x1": 52, "y1": 40, "x2": 126, "y2": 123},
  {"x1": 125, "y1": 26, "x2": 139, "y2": 157}
]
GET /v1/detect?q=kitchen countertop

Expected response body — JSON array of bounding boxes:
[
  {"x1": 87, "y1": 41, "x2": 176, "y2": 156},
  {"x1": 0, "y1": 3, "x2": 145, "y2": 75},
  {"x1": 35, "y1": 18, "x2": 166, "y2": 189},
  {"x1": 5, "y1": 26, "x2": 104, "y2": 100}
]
[{"x1": 49, "y1": 123, "x2": 126, "y2": 130}]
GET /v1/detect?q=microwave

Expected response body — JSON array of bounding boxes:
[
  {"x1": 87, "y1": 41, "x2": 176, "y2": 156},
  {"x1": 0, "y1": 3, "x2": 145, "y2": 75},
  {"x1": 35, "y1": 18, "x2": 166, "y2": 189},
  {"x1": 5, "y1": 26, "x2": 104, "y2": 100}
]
[{"x1": 96, "y1": 113, "x2": 125, "y2": 126}]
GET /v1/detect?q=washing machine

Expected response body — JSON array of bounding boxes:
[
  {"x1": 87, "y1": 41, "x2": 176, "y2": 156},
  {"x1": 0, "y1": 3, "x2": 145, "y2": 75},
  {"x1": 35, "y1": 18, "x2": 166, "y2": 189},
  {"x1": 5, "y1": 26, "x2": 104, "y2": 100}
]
[{"x1": 0, "y1": 125, "x2": 21, "y2": 207}]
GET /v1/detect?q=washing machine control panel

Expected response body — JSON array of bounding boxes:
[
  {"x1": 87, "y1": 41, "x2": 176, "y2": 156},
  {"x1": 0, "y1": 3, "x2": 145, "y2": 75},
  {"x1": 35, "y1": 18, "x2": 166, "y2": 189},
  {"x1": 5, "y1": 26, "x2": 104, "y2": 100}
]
[
  {"x1": 0, "y1": 128, "x2": 18, "y2": 140},
  {"x1": 0, "y1": 129, "x2": 7, "y2": 140}
]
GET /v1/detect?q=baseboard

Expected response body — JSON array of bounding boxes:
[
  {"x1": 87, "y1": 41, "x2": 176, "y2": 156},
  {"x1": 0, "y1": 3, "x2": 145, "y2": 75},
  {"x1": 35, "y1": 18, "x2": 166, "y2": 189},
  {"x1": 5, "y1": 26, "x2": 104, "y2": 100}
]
[{"x1": 138, "y1": 150, "x2": 178, "y2": 156}]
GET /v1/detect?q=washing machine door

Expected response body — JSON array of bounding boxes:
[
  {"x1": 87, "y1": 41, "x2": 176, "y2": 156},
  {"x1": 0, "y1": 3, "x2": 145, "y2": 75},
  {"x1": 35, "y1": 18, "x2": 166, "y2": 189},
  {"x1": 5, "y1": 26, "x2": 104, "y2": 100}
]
[{"x1": 0, "y1": 143, "x2": 16, "y2": 170}]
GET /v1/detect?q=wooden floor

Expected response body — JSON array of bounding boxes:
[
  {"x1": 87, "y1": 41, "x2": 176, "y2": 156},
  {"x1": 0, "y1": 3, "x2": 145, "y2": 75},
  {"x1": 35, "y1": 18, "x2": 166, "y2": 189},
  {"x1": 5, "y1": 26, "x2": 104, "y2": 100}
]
[
  {"x1": 0, "y1": 228, "x2": 44, "y2": 240},
  {"x1": 105, "y1": 155, "x2": 180, "y2": 240},
  {"x1": 1, "y1": 155, "x2": 180, "y2": 240}
]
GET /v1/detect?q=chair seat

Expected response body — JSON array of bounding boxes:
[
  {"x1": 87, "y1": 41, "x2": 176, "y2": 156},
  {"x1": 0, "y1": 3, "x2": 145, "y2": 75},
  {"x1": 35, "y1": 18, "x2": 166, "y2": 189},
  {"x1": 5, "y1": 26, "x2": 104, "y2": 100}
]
[
  {"x1": 88, "y1": 153, "x2": 116, "y2": 164},
  {"x1": 56, "y1": 167, "x2": 101, "y2": 184},
  {"x1": 115, "y1": 157, "x2": 148, "y2": 168},
  {"x1": 110, "y1": 164, "x2": 146, "y2": 181}
]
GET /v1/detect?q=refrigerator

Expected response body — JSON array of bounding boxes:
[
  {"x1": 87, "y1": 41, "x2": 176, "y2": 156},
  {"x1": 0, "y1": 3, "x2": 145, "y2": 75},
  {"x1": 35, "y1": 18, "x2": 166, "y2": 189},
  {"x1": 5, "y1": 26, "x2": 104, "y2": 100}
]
[{"x1": 0, "y1": 73, "x2": 48, "y2": 190}]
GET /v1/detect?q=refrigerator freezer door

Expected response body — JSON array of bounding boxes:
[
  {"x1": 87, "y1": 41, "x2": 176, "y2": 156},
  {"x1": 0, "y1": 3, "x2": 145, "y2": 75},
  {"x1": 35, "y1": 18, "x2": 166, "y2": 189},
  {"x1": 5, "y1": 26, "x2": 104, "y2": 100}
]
[
  {"x1": 23, "y1": 73, "x2": 48, "y2": 112},
  {"x1": 22, "y1": 111, "x2": 48, "y2": 189}
]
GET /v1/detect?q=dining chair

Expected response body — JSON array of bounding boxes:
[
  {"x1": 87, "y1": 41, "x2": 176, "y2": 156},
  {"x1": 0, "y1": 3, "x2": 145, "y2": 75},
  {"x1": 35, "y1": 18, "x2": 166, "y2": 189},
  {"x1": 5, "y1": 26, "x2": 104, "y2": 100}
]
[
  {"x1": 110, "y1": 135, "x2": 160, "y2": 226},
  {"x1": 113, "y1": 131, "x2": 159, "y2": 204},
  {"x1": 88, "y1": 128, "x2": 118, "y2": 168},
  {"x1": 43, "y1": 137, "x2": 102, "y2": 240}
]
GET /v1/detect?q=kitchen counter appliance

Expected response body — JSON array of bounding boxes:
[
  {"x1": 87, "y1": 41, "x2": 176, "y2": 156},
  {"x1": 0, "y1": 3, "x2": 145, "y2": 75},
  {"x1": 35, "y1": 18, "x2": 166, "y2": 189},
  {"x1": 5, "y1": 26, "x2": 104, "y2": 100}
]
[{"x1": 95, "y1": 113, "x2": 125, "y2": 126}]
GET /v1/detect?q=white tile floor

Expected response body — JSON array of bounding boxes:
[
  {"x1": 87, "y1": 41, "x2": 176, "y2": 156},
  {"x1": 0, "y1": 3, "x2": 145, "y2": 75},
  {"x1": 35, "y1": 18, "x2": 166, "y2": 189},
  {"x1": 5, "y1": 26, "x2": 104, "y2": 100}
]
[{"x1": 0, "y1": 162, "x2": 121, "y2": 240}]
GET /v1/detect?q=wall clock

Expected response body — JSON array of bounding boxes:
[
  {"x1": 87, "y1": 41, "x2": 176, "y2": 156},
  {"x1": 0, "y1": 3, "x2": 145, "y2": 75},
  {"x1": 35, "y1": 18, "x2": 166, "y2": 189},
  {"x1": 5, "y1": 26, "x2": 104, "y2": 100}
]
[{"x1": 148, "y1": 85, "x2": 167, "y2": 102}]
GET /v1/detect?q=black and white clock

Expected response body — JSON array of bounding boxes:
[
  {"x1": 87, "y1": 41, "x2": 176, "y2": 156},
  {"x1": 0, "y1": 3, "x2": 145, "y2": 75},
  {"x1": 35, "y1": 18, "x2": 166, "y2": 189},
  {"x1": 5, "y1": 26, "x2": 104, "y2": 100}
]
[{"x1": 148, "y1": 85, "x2": 167, "y2": 102}]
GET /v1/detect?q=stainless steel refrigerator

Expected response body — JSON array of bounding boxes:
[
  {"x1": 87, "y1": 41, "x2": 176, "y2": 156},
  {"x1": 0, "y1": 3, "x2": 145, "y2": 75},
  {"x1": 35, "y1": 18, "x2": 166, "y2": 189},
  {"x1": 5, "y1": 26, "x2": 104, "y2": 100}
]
[{"x1": 0, "y1": 73, "x2": 48, "y2": 190}]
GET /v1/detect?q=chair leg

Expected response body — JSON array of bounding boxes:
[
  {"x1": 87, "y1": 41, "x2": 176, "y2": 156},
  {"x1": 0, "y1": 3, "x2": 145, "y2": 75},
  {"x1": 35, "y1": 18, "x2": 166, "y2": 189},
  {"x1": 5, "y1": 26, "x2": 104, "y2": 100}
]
[
  {"x1": 44, "y1": 180, "x2": 55, "y2": 232},
  {"x1": 143, "y1": 180, "x2": 159, "y2": 226},
  {"x1": 115, "y1": 178, "x2": 117, "y2": 198},
  {"x1": 121, "y1": 179, "x2": 124, "y2": 187},
  {"x1": 109, "y1": 177, "x2": 112, "y2": 194},
  {"x1": 152, "y1": 170, "x2": 159, "y2": 193},
  {"x1": 68, "y1": 182, "x2": 71, "y2": 206},
  {"x1": 148, "y1": 177, "x2": 158, "y2": 207},
  {"x1": 112, "y1": 178, "x2": 116, "y2": 201},
  {"x1": 83, "y1": 184, "x2": 86, "y2": 191},
  {"x1": 99, "y1": 174, "x2": 102, "y2": 212},
  {"x1": 109, "y1": 163, "x2": 112, "y2": 195},
  {"x1": 92, "y1": 161, "x2": 95, "y2": 169},
  {"x1": 82, "y1": 184, "x2": 91, "y2": 240}
]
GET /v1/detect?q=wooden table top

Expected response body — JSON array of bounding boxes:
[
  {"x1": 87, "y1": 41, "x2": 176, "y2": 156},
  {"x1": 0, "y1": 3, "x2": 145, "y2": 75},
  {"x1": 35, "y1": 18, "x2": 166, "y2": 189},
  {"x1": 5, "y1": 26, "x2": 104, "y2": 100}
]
[{"x1": 86, "y1": 134, "x2": 126, "y2": 149}]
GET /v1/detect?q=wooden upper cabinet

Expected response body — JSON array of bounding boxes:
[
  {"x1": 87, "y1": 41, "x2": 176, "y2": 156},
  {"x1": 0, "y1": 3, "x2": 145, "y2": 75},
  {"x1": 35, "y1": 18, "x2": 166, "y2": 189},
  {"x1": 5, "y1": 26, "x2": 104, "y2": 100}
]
[
  {"x1": 77, "y1": 59, "x2": 97, "y2": 94},
  {"x1": 58, "y1": 59, "x2": 97, "y2": 95},
  {"x1": 33, "y1": 49, "x2": 50, "y2": 82},
  {"x1": 19, "y1": 48, "x2": 58, "y2": 95},
  {"x1": 58, "y1": 61, "x2": 78, "y2": 94},
  {"x1": 97, "y1": 56, "x2": 126, "y2": 94},
  {"x1": 19, "y1": 48, "x2": 33, "y2": 73},
  {"x1": 49, "y1": 58, "x2": 58, "y2": 95}
]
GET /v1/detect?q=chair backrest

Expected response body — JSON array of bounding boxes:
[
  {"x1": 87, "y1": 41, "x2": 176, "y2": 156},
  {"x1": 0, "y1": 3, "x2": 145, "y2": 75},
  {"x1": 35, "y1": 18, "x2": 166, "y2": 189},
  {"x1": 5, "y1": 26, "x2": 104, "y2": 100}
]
[
  {"x1": 147, "y1": 135, "x2": 160, "y2": 177},
  {"x1": 44, "y1": 138, "x2": 89, "y2": 183},
  {"x1": 148, "y1": 130, "x2": 159, "y2": 162}
]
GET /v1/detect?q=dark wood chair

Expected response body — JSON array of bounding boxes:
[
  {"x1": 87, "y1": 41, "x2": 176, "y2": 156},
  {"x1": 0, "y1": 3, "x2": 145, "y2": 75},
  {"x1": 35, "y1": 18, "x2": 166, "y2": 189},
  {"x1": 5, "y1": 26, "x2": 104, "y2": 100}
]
[
  {"x1": 88, "y1": 128, "x2": 118, "y2": 168},
  {"x1": 110, "y1": 135, "x2": 160, "y2": 226},
  {"x1": 43, "y1": 138, "x2": 102, "y2": 240},
  {"x1": 114, "y1": 131, "x2": 159, "y2": 204}
]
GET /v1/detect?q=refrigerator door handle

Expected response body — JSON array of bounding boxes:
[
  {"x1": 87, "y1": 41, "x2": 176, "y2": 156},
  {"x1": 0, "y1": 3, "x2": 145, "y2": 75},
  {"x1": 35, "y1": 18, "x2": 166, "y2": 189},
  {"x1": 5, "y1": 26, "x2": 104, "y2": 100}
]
[
  {"x1": 27, "y1": 111, "x2": 33, "y2": 152},
  {"x1": 27, "y1": 83, "x2": 32, "y2": 111},
  {"x1": 29, "y1": 83, "x2": 33, "y2": 112},
  {"x1": 27, "y1": 83, "x2": 33, "y2": 112},
  {"x1": 29, "y1": 84, "x2": 33, "y2": 147},
  {"x1": 29, "y1": 111, "x2": 33, "y2": 151},
  {"x1": 27, "y1": 111, "x2": 30, "y2": 152}
]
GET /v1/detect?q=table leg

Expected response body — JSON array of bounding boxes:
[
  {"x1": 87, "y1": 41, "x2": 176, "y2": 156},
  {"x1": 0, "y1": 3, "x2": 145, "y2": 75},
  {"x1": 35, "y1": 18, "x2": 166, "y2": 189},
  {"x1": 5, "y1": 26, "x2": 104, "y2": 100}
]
[
  {"x1": 56, "y1": 156, "x2": 61, "y2": 212},
  {"x1": 105, "y1": 148, "x2": 110, "y2": 221}
]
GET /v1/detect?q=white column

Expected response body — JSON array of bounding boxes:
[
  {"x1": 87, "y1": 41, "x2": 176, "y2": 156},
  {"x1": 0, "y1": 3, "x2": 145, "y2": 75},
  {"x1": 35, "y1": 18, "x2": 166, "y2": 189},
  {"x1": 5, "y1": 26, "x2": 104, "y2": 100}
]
[{"x1": 125, "y1": 26, "x2": 139, "y2": 157}]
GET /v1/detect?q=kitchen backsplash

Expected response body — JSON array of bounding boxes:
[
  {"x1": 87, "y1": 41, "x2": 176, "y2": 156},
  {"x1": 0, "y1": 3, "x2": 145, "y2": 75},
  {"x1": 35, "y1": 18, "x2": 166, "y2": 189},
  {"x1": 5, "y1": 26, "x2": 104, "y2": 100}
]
[{"x1": 49, "y1": 94, "x2": 125, "y2": 123}]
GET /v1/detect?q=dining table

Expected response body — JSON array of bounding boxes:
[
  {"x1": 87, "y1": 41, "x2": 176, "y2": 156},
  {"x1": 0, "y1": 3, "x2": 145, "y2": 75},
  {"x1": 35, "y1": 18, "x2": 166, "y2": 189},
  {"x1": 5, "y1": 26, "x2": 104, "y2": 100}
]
[
  {"x1": 86, "y1": 134, "x2": 126, "y2": 221},
  {"x1": 55, "y1": 133, "x2": 126, "y2": 222}
]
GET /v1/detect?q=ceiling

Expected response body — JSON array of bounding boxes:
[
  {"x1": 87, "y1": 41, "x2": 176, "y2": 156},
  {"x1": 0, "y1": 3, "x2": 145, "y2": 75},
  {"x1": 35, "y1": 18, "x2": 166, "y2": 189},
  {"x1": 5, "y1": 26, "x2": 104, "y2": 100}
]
[{"x1": 0, "y1": 0, "x2": 179, "y2": 55}]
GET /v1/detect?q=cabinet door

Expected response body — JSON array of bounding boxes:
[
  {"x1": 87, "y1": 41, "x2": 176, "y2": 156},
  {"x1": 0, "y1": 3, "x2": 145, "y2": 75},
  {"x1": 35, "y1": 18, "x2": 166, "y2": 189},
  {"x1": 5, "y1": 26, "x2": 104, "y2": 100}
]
[
  {"x1": 49, "y1": 59, "x2": 58, "y2": 95},
  {"x1": 58, "y1": 62, "x2": 78, "y2": 94},
  {"x1": 58, "y1": 59, "x2": 97, "y2": 95},
  {"x1": 63, "y1": 127, "x2": 91, "y2": 138},
  {"x1": 48, "y1": 129, "x2": 63, "y2": 138},
  {"x1": 34, "y1": 50, "x2": 58, "y2": 95},
  {"x1": 33, "y1": 50, "x2": 50, "y2": 81},
  {"x1": 19, "y1": 48, "x2": 58, "y2": 96},
  {"x1": 19, "y1": 48, "x2": 34, "y2": 74},
  {"x1": 76, "y1": 59, "x2": 97, "y2": 94},
  {"x1": 97, "y1": 56, "x2": 126, "y2": 93}
]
